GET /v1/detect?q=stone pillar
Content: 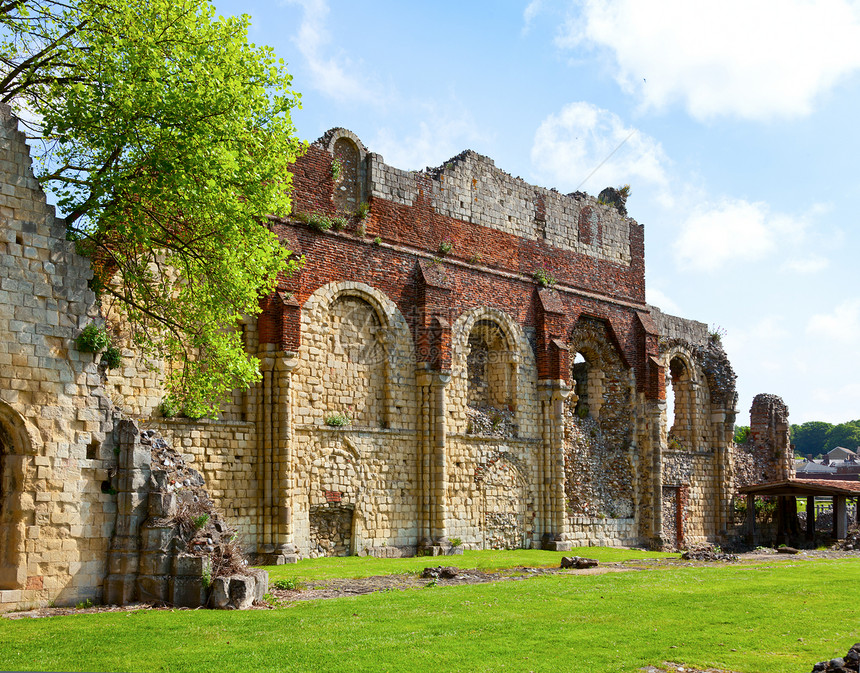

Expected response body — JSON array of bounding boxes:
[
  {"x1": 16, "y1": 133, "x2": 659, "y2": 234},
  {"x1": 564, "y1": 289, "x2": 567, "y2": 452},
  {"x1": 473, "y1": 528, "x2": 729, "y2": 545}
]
[
  {"x1": 272, "y1": 352, "x2": 299, "y2": 564},
  {"x1": 711, "y1": 408, "x2": 734, "y2": 538},
  {"x1": 256, "y1": 350, "x2": 300, "y2": 565},
  {"x1": 416, "y1": 369, "x2": 450, "y2": 553},
  {"x1": 651, "y1": 399, "x2": 666, "y2": 549},
  {"x1": 104, "y1": 420, "x2": 151, "y2": 605},
  {"x1": 256, "y1": 351, "x2": 275, "y2": 557},
  {"x1": 538, "y1": 380, "x2": 571, "y2": 551}
]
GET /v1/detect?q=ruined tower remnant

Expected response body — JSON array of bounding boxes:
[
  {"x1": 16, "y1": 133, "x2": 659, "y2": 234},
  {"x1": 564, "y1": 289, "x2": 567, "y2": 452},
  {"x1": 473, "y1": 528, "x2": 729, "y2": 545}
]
[{"x1": 749, "y1": 393, "x2": 794, "y2": 483}]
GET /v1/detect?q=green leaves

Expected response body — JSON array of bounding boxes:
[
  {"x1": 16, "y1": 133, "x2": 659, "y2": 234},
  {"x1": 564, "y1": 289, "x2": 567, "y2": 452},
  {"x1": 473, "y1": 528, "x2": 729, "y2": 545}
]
[{"x1": 5, "y1": 0, "x2": 303, "y2": 415}]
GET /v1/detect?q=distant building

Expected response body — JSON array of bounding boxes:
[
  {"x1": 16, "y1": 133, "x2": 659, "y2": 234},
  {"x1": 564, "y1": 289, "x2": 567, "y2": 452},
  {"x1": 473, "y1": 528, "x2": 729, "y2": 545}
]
[{"x1": 826, "y1": 446, "x2": 858, "y2": 462}]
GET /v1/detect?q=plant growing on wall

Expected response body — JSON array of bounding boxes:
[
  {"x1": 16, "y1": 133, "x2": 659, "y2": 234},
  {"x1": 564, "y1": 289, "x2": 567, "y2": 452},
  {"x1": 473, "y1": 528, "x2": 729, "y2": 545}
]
[
  {"x1": 438, "y1": 240, "x2": 453, "y2": 255},
  {"x1": 324, "y1": 411, "x2": 351, "y2": 427},
  {"x1": 355, "y1": 202, "x2": 371, "y2": 219},
  {"x1": 294, "y1": 211, "x2": 333, "y2": 232},
  {"x1": 331, "y1": 157, "x2": 343, "y2": 181},
  {"x1": 532, "y1": 268, "x2": 556, "y2": 288},
  {"x1": 100, "y1": 345, "x2": 122, "y2": 370},
  {"x1": 75, "y1": 323, "x2": 112, "y2": 353},
  {"x1": 1, "y1": 0, "x2": 303, "y2": 418}
]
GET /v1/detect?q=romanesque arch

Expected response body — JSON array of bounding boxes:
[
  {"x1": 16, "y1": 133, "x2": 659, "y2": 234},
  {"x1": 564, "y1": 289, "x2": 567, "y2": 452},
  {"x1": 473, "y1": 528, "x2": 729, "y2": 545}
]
[
  {"x1": 660, "y1": 346, "x2": 709, "y2": 452},
  {"x1": 449, "y1": 307, "x2": 537, "y2": 438},
  {"x1": 565, "y1": 316, "x2": 635, "y2": 519},
  {"x1": 300, "y1": 281, "x2": 417, "y2": 431},
  {"x1": 0, "y1": 400, "x2": 36, "y2": 589},
  {"x1": 658, "y1": 344, "x2": 720, "y2": 546},
  {"x1": 325, "y1": 128, "x2": 367, "y2": 214}
]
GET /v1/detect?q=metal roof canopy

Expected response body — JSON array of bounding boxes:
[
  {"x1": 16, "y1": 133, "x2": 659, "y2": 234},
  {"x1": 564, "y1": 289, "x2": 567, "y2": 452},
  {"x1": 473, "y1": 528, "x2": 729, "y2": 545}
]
[{"x1": 738, "y1": 479, "x2": 860, "y2": 498}]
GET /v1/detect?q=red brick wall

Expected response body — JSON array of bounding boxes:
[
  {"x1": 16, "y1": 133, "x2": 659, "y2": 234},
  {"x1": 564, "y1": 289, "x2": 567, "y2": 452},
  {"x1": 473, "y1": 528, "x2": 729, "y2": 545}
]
[{"x1": 270, "y1": 143, "x2": 658, "y2": 397}]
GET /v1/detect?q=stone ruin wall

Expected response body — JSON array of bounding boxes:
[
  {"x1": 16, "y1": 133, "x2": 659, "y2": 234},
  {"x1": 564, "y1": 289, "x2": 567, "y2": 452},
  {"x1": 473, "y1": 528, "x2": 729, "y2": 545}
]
[
  {"x1": 367, "y1": 147, "x2": 633, "y2": 266},
  {"x1": 0, "y1": 116, "x2": 749, "y2": 609},
  {"x1": 650, "y1": 307, "x2": 738, "y2": 549},
  {"x1": 0, "y1": 103, "x2": 118, "y2": 610}
]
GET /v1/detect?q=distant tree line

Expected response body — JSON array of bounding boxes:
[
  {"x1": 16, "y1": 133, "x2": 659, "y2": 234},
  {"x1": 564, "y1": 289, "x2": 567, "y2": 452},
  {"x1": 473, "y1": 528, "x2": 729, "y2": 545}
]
[
  {"x1": 731, "y1": 421, "x2": 860, "y2": 458},
  {"x1": 791, "y1": 420, "x2": 860, "y2": 458}
]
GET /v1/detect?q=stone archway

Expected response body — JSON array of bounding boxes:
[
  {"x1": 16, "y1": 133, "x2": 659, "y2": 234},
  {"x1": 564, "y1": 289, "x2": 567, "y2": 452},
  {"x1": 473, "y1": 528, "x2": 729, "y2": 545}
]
[{"x1": 0, "y1": 400, "x2": 37, "y2": 590}]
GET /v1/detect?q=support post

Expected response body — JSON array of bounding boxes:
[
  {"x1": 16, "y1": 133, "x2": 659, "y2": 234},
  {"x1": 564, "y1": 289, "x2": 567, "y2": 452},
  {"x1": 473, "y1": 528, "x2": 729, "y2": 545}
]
[
  {"x1": 806, "y1": 496, "x2": 815, "y2": 542},
  {"x1": 834, "y1": 495, "x2": 847, "y2": 539},
  {"x1": 270, "y1": 352, "x2": 299, "y2": 564},
  {"x1": 416, "y1": 369, "x2": 450, "y2": 554},
  {"x1": 538, "y1": 380, "x2": 571, "y2": 551},
  {"x1": 745, "y1": 493, "x2": 756, "y2": 546}
]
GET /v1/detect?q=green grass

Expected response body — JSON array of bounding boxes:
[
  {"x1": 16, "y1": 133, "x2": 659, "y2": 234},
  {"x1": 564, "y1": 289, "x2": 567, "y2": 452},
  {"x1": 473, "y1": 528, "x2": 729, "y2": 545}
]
[
  {"x1": 3, "y1": 557, "x2": 859, "y2": 672},
  {"x1": 266, "y1": 547, "x2": 677, "y2": 582}
]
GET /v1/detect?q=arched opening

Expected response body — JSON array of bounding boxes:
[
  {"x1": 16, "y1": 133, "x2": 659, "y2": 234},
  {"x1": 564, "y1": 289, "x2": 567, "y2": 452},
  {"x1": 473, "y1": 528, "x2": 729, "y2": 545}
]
[
  {"x1": 466, "y1": 320, "x2": 517, "y2": 436},
  {"x1": 0, "y1": 417, "x2": 23, "y2": 589},
  {"x1": 666, "y1": 355, "x2": 695, "y2": 450},
  {"x1": 565, "y1": 317, "x2": 634, "y2": 519},
  {"x1": 324, "y1": 295, "x2": 386, "y2": 428},
  {"x1": 333, "y1": 137, "x2": 361, "y2": 213}
]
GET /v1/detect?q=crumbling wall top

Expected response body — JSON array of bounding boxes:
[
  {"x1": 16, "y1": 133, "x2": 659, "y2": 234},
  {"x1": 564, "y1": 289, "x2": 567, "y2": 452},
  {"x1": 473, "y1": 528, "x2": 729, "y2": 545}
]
[{"x1": 312, "y1": 127, "x2": 636, "y2": 267}]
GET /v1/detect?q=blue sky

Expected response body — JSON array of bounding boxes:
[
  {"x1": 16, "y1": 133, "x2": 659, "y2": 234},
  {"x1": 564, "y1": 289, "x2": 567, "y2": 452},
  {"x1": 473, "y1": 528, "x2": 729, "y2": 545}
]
[{"x1": 212, "y1": 0, "x2": 860, "y2": 425}]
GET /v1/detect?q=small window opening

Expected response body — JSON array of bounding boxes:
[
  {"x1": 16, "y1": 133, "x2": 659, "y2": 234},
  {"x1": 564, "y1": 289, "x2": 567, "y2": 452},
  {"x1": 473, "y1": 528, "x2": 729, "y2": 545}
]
[{"x1": 86, "y1": 440, "x2": 99, "y2": 460}]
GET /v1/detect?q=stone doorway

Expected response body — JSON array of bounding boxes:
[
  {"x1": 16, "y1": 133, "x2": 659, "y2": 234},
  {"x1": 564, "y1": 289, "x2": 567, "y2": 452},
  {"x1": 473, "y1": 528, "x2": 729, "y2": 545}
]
[
  {"x1": 661, "y1": 485, "x2": 687, "y2": 550},
  {"x1": 309, "y1": 504, "x2": 354, "y2": 557},
  {"x1": 480, "y1": 457, "x2": 526, "y2": 550}
]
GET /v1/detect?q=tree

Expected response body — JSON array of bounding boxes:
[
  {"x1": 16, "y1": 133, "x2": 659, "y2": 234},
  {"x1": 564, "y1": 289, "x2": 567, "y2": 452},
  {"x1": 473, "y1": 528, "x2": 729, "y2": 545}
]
[
  {"x1": 1, "y1": 0, "x2": 303, "y2": 415},
  {"x1": 791, "y1": 421, "x2": 833, "y2": 457},
  {"x1": 823, "y1": 420, "x2": 860, "y2": 454},
  {"x1": 733, "y1": 425, "x2": 750, "y2": 445}
]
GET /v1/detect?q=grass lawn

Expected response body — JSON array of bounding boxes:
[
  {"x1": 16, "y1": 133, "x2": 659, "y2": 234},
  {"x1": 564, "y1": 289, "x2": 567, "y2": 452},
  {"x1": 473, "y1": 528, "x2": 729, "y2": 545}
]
[{"x1": 2, "y1": 555, "x2": 859, "y2": 672}]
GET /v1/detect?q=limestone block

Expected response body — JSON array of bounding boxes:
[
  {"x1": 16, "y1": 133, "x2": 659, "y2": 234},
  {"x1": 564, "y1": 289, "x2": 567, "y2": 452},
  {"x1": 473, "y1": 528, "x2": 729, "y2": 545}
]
[
  {"x1": 169, "y1": 575, "x2": 208, "y2": 609},
  {"x1": 137, "y1": 575, "x2": 169, "y2": 603},
  {"x1": 209, "y1": 577, "x2": 230, "y2": 608}
]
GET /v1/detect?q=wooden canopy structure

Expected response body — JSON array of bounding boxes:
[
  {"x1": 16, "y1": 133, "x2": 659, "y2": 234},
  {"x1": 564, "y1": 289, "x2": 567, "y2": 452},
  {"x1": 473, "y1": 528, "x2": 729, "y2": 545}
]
[{"x1": 738, "y1": 479, "x2": 860, "y2": 545}]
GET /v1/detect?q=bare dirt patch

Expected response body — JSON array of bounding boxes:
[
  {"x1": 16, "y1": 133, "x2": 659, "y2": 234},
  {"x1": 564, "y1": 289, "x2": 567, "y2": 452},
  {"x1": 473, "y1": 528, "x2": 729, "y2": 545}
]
[{"x1": 267, "y1": 564, "x2": 629, "y2": 604}]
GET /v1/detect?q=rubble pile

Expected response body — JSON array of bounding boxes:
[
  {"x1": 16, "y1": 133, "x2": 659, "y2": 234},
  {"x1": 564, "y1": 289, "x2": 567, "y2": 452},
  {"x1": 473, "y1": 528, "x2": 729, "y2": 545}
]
[
  {"x1": 811, "y1": 643, "x2": 860, "y2": 672},
  {"x1": 136, "y1": 429, "x2": 266, "y2": 609},
  {"x1": 421, "y1": 566, "x2": 459, "y2": 579},
  {"x1": 466, "y1": 404, "x2": 518, "y2": 438},
  {"x1": 560, "y1": 556, "x2": 599, "y2": 569},
  {"x1": 680, "y1": 544, "x2": 739, "y2": 562},
  {"x1": 831, "y1": 524, "x2": 860, "y2": 551},
  {"x1": 142, "y1": 429, "x2": 247, "y2": 575}
]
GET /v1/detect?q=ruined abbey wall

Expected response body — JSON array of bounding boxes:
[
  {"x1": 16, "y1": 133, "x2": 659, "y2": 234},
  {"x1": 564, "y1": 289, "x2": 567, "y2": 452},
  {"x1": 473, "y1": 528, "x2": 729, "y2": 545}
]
[
  {"x1": 0, "y1": 114, "x2": 748, "y2": 611},
  {"x1": 0, "y1": 104, "x2": 118, "y2": 609}
]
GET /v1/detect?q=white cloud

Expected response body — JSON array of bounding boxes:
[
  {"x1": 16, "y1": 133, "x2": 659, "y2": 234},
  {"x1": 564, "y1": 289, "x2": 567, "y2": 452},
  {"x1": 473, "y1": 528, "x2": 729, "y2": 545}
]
[
  {"x1": 523, "y1": 0, "x2": 544, "y2": 33},
  {"x1": 783, "y1": 254, "x2": 830, "y2": 274},
  {"x1": 645, "y1": 285, "x2": 681, "y2": 315},
  {"x1": 806, "y1": 299, "x2": 860, "y2": 344},
  {"x1": 673, "y1": 199, "x2": 806, "y2": 271},
  {"x1": 530, "y1": 102, "x2": 669, "y2": 193},
  {"x1": 369, "y1": 108, "x2": 491, "y2": 171},
  {"x1": 560, "y1": 0, "x2": 860, "y2": 120},
  {"x1": 284, "y1": 0, "x2": 387, "y2": 105}
]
